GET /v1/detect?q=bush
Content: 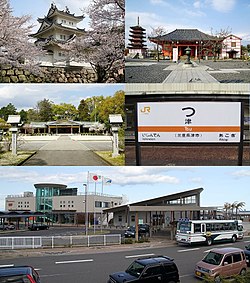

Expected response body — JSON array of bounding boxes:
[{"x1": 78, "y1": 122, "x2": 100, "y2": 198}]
[{"x1": 124, "y1": 238, "x2": 133, "y2": 244}]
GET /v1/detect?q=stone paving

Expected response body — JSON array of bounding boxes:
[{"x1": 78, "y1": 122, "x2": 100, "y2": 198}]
[{"x1": 125, "y1": 59, "x2": 250, "y2": 83}]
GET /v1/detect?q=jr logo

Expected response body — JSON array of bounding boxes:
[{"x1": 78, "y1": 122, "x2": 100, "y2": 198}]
[{"x1": 140, "y1": 106, "x2": 151, "y2": 113}]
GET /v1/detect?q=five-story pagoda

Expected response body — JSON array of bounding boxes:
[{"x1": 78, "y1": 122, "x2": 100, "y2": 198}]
[{"x1": 127, "y1": 17, "x2": 147, "y2": 58}]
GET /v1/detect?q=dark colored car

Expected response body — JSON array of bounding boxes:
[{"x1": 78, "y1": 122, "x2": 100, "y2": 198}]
[
  {"x1": 244, "y1": 244, "x2": 250, "y2": 266},
  {"x1": 0, "y1": 266, "x2": 40, "y2": 283},
  {"x1": 28, "y1": 223, "x2": 49, "y2": 231},
  {"x1": 108, "y1": 255, "x2": 180, "y2": 283},
  {"x1": 124, "y1": 224, "x2": 150, "y2": 238}
]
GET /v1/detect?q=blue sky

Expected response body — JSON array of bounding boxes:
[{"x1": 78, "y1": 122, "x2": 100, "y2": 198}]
[
  {"x1": 10, "y1": 0, "x2": 91, "y2": 30},
  {"x1": 0, "y1": 166, "x2": 249, "y2": 211},
  {"x1": 0, "y1": 84, "x2": 124, "y2": 111},
  {"x1": 126, "y1": 0, "x2": 250, "y2": 46}
]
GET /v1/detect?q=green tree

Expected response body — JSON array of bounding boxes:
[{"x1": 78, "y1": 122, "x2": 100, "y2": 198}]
[
  {"x1": 18, "y1": 109, "x2": 28, "y2": 123},
  {"x1": 26, "y1": 108, "x2": 39, "y2": 122},
  {"x1": 78, "y1": 99, "x2": 90, "y2": 121},
  {"x1": 85, "y1": 96, "x2": 105, "y2": 122},
  {"x1": 52, "y1": 103, "x2": 78, "y2": 120},
  {"x1": 36, "y1": 99, "x2": 54, "y2": 122},
  {"x1": 0, "y1": 103, "x2": 17, "y2": 121},
  {"x1": 98, "y1": 90, "x2": 125, "y2": 127}
]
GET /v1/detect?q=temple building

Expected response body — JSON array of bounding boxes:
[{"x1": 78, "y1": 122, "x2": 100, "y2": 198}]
[
  {"x1": 30, "y1": 3, "x2": 85, "y2": 67},
  {"x1": 127, "y1": 17, "x2": 147, "y2": 58},
  {"x1": 149, "y1": 29, "x2": 241, "y2": 60}
]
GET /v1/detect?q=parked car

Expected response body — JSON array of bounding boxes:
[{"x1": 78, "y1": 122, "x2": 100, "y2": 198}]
[
  {"x1": 28, "y1": 223, "x2": 49, "y2": 231},
  {"x1": 195, "y1": 247, "x2": 247, "y2": 282},
  {"x1": 108, "y1": 255, "x2": 180, "y2": 283},
  {"x1": 0, "y1": 265, "x2": 40, "y2": 283},
  {"x1": 124, "y1": 224, "x2": 150, "y2": 238},
  {"x1": 0, "y1": 222, "x2": 15, "y2": 230},
  {"x1": 244, "y1": 244, "x2": 250, "y2": 266}
]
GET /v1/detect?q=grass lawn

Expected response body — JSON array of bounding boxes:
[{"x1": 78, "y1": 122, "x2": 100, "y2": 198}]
[
  {"x1": 95, "y1": 151, "x2": 125, "y2": 166},
  {"x1": 0, "y1": 151, "x2": 35, "y2": 166}
]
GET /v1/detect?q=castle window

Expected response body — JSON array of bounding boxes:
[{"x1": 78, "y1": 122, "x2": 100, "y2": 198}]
[{"x1": 231, "y1": 42, "x2": 236, "y2": 48}]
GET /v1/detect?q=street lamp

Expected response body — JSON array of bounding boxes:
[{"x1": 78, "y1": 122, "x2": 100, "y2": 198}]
[{"x1": 83, "y1": 184, "x2": 88, "y2": 236}]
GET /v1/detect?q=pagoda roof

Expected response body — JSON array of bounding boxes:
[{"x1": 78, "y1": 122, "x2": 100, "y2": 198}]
[
  {"x1": 130, "y1": 25, "x2": 146, "y2": 31},
  {"x1": 34, "y1": 34, "x2": 77, "y2": 46},
  {"x1": 30, "y1": 21, "x2": 85, "y2": 38},
  {"x1": 46, "y1": 3, "x2": 84, "y2": 21},
  {"x1": 149, "y1": 29, "x2": 217, "y2": 42}
]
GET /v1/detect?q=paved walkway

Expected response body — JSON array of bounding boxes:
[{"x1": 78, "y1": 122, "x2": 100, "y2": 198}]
[
  {"x1": 163, "y1": 62, "x2": 219, "y2": 83},
  {"x1": 21, "y1": 136, "x2": 110, "y2": 166}
]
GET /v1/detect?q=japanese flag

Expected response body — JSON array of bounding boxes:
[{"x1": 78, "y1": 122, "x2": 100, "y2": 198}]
[{"x1": 89, "y1": 172, "x2": 102, "y2": 182}]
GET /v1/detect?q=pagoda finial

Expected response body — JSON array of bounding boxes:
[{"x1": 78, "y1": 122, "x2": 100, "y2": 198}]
[{"x1": 138, "y1": 16, "x2": 140, "y2": 26}]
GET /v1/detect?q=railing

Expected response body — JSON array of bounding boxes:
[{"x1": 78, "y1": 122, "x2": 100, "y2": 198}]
[{"x1": 0, "y1": 234, "x2": 121, "y2": 249}]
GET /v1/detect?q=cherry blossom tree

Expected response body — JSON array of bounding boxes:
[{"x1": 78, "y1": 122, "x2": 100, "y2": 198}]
[
  {"x1": 0, "y1": 0, "x2": 44, "y2": 71},
  {"x1": 62, "y1": 0, "x2": 125, "y2": 83}
]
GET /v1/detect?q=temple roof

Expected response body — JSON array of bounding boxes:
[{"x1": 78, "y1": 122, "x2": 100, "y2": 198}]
[{"x1": 150, "y1": 29, "x2": 217, "y2": 42}]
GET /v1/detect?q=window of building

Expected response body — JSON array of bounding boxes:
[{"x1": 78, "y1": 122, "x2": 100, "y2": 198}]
[
  {"x1": 8, "y1": 203, "x2": 13, "y2": 207},
  {"x1": 118, "y1": 215, "x2": 122, "y2": 222},
  {"x1": 131, "y1": 215, "x2": 135, "y2": 222},
  {"x1": 95, "y1": 201, "x2": 102, "y2": 208},
  {"x1": 60, "y1": 205, "x2": 62, "y2": 208},
  {"x1": 60, "y1": 35, "x2": 66, "y2": 40},
  {"x1": 231, "y1": 42, "x2": 236, "y2": 47},
  {"x1": 103, "y1": 202, "x2": 109, "y2": 208}
]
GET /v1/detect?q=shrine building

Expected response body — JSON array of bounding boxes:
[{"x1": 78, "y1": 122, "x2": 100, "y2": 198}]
[{"x1": 30, "y1": 3, "x2": 85, "y2": 67}]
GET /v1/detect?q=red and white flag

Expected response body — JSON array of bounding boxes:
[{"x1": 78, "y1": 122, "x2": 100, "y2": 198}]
[{"x1": 88, "y1": 172, "x2": 102, "y2": 182}]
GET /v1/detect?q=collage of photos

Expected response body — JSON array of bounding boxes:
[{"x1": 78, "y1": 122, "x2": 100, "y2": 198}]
[{"x1": 0, "y1": 0, "x2": 250, "y2": 282}]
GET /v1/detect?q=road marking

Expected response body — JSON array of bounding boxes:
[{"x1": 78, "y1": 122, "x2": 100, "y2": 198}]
[
  {"x1": 244, "y1": 240, "x2": 250, "y2": 243},
  {"x1": 180, "y1": 273, "x2": 194, "y2": 278},
  {"x1": 125, "y1": 253, "x2": 155, "y2": 259},
  {"x1": 0, "y1": 264, "x2": 14, "y2": 268},
  {"x1": 178, "y1": 248, "x2": 200, "y2": 253},
  {"x1": 55, "y1": 259, "x2": 93, "y2": 264}
]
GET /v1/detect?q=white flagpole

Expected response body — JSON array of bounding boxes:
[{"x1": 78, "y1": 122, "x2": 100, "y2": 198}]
[
  {"x1": 85, "y1": 172, "x2": 89, "y2": 236},
  {"x1": 94, "y1": 181, "x2": 96, "y2": 234}
]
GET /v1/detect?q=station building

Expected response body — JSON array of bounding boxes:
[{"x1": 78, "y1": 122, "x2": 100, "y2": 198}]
[
  {"x1": 5, "y1": 183, "x2": 123, "y2": 225},
  {"x1": 104, "y1": 188, "x2": 218, "y2": 228}
]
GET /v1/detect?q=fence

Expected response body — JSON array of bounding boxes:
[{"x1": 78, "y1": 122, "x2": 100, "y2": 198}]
[{"x1": 0, "y1": 234, "x2": 121, "y2": 249}]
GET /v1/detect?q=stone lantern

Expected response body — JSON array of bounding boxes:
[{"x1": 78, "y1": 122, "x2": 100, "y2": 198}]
[
  {"x1": 109, "y1": 114, "x2": 123, "y2": 157},
  {"x1": 185, "y1": 46, "x2": 192, "y2": 65}
]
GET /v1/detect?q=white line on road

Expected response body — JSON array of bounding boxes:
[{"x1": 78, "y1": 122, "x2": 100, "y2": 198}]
[
  {"x1": 55, "y1": 259, "x2": 93, "y2": 264},
  {"x1": 0, "y1": 264, "x2": 14, "y2": 268},
  {"x1": 180, "y1": 273, "x2": 194, "y2": 278},
  {"x1": 244, "y1": 240, "x2": 250, "y2": 243},
  {"x1": 125, "y1": 253, "x2": 155, "y2": 259},
  {"x1": 177, "y1": 248, "x2": 200, "y2": 253}
]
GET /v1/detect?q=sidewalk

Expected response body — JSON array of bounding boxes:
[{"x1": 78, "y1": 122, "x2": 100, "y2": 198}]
[{"x1": 163, "y1": 62, "x2": 219, "y2": 83}]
